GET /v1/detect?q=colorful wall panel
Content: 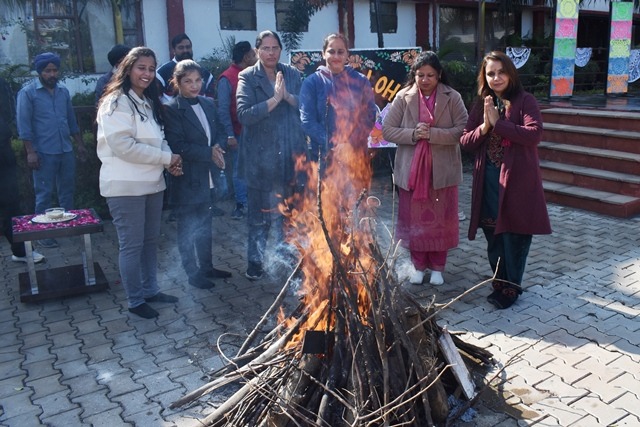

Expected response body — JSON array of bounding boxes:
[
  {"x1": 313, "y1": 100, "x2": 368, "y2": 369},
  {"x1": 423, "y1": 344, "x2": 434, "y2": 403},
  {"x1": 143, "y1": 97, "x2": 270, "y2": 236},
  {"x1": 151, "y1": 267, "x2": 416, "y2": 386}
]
[
  {"x1": 550, "y1": 0, "x2": 579, "y2": 97},
  {"x1": 607, "y1": 2, "x2": 633, "y2": 94}
]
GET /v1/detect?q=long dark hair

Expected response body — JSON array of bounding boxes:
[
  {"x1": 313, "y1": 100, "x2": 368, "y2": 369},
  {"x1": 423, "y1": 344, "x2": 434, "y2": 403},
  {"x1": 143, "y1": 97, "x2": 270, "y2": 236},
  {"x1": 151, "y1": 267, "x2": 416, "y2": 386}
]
[
  {"x1": 100, "y1": 46, "x2": 164, "y2": 126},
  {"x1": 403, "y1": 51, "x2": 449, "y2": 89},
  {"x1": 476, "y1": 50, "x2": 523, "y2": 101}
]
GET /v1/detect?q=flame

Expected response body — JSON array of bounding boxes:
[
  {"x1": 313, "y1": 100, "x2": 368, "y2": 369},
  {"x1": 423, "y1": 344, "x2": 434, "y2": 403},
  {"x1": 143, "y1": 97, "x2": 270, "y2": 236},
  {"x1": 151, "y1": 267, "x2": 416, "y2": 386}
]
[{"x1": 280, "y1": 83, "x2": 377, "y2": 351}]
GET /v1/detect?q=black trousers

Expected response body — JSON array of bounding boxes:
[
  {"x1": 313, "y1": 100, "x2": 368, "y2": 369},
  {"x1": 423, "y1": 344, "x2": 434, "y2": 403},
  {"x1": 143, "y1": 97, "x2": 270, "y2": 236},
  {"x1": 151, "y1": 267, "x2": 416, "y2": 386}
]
[
  {"x1": 175, "y1": 201, "x2": 213, "y2": 278},
  {"x1": 481, "y1": 227, "x2": 532, "y2": 288},
  {"x1": 0, "y1": 139, "x2": 25, "y2": 257}
]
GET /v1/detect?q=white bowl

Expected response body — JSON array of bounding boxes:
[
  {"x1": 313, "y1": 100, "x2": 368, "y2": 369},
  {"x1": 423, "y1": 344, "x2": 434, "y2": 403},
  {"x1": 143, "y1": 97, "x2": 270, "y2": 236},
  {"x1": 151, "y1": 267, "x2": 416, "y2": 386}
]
[{"x1": 45, "y1": 208, "x2": 65, "y2": 220}]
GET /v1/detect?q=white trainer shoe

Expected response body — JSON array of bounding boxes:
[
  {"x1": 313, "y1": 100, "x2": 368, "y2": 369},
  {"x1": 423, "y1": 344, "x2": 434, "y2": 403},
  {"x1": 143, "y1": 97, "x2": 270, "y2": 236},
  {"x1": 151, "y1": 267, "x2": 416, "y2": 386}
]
[
  {"x1": 429, "y1": 271, "x2": 444, "y2": 286},
  {"x1": 12, "y1": 251, "x2": 45, "y2": 264},
  {"x1": 458, "y1": 211, "x2": 466, "y2": 221},
  {"x1": 409, "y1": 269, "x2": 425, "y2": 285}
]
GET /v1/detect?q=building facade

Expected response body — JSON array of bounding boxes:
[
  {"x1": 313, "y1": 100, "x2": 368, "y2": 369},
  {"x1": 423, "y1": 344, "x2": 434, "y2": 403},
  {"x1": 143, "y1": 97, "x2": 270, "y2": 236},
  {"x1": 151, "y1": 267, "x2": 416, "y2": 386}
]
[{"x1": 0, "y1": 0, "x2": 637, "y2": 95}]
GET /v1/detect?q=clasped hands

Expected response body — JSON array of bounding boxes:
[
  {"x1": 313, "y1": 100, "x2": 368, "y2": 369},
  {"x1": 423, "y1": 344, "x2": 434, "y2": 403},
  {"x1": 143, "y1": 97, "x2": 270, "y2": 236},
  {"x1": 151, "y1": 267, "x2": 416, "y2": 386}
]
[
  {"x1": 167, "y1": 153, "x2": 183, "y2": 176},
  {"x1": 272, "y1": 72, "x2": 292, "y2": 104},
  {"x1": 481, "y1": 95, "x2": 500, "y2": 135},
  {"x1": 413, "y1": 122, "x2": 430, "y2": 141}
]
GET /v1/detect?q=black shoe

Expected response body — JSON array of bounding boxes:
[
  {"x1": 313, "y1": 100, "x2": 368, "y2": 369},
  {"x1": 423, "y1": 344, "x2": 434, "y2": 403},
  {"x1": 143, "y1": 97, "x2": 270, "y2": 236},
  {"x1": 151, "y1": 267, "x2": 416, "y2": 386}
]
[
  {"x1": 145, "y1": 292, "x2": 178, "y2": 303},
  {"x1": 231, "y1": 203, "x2": 244, "y2": 219},
  {"x1": 166, "y1": 211, "x2": 176, "y2": 223},
  {"x1": 36, "y1": 238, "x2": 58, "y2": 248},
  {"x1": 189, "y1": 275, "x2": 215, "y2": 289},
  {"x1": 129, "y1": 303, "x2": 159, "y2": 319},
  {"x1": 205, "y1": 268, "x2": 232, "y2": 279},
  {"x1": 210, "y1": 206, "x2": 225, "y2": 217},
  {"x1": 487, "y1": 287, "x2": 519, "y2": 310},
  {"x1": 245, "y1": 262, "x2": 263, "y2": 281}
]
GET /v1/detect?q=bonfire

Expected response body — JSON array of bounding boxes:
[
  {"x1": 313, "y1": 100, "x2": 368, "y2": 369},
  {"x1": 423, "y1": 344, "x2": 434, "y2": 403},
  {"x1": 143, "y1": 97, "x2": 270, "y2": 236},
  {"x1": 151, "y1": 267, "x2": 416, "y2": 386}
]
[{"x1": 171, "y1": 105, "x2": 493, "y2": 426}]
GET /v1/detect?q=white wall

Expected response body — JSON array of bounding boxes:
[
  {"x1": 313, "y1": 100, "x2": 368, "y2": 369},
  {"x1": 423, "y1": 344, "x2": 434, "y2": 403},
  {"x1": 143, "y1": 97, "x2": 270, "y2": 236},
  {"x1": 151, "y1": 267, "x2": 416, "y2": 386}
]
[
  {"x1": 142, "y1": 0, "x2": 169, "y2": 64},
  {"x1": 173, "y1": 0, "x2": 417, "y2": 62}
]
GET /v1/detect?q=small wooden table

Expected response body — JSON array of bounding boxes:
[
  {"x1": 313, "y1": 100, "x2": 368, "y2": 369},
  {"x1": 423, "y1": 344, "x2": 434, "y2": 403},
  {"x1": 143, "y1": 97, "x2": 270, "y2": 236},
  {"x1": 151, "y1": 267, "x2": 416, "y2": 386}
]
[{"x1": 12, "y1": 208, "x2": 109, "y2": 302}]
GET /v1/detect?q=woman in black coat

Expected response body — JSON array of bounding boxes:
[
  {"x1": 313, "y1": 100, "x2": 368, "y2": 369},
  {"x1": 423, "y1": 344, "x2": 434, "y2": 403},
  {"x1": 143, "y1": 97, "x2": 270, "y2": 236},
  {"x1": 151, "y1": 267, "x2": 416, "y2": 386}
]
[{"x1": 164, "y1": 60, "x2": 232, "y2": 289}]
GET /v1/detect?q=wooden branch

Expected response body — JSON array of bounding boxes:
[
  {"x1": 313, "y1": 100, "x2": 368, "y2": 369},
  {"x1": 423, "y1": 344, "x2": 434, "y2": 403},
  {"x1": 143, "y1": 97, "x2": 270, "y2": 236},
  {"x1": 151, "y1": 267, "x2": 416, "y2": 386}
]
[{"x1": 237, "y1": 258, "x2": 303, "y2": 357}]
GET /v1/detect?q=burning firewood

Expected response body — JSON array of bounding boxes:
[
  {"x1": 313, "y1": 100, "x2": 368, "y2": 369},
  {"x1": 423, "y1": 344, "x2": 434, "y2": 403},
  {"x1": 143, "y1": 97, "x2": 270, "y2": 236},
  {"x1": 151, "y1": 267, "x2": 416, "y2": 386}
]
[{"x1": 172, "y1": 145, "x2": 493, "y2": 426}]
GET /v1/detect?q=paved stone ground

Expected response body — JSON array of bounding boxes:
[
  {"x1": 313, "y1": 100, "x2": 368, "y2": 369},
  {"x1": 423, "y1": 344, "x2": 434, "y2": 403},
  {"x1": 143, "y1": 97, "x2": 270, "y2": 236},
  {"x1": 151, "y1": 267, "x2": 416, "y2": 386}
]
[{"x1": 1, "y1": 171, "x2": 639, "y2": 427}]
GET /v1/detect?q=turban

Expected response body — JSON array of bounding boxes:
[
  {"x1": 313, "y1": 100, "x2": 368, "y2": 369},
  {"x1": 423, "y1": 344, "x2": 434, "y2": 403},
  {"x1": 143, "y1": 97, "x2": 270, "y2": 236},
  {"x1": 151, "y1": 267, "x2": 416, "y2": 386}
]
[{"x1": 33, "y1": 52, "x2": 61, "y2": 74}]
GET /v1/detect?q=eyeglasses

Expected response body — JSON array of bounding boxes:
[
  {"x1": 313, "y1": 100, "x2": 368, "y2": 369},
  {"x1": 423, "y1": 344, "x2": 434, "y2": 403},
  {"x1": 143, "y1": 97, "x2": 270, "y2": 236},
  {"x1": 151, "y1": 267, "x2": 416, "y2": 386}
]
[{"x1": 259, "y1": 46, "x2": 281, "y2": 53}]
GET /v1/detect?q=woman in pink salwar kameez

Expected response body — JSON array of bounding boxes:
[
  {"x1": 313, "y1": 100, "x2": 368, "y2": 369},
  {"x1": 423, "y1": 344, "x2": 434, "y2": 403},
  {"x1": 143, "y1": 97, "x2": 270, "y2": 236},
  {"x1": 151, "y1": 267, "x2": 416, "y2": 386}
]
[{"x1": 382, "y1": 51, "x2": 468, "y2": 285}]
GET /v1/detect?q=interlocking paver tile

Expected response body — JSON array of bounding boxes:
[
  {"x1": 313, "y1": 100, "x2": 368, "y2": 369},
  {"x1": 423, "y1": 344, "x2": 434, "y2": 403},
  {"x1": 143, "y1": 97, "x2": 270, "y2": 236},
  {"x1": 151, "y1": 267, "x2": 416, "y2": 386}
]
[
  {"x1": 0, "y1": 410, "x2": 43, "y2": 427},
  {"x1": 569, "y1": 394, "x2": 627, "y2": 425},
  {"x1": 20, "y1": 359, "x2": 58, "y2": 381},
  {"x1": 83, "y1": 407, "x2": 131, "y2": 427},
  {"x1": 41, "y1": 407, "x2": 85, "y2": 427},
  {"x1": 72, "y1": 389, "x2": 120, "y2": 419},
  {"x1": 76, "y1": 325, "x2": 108, "y2": 344},
  {"x1": 572, "y1": 375, "x2": 627, "y2": 404},
  {"x1": 123, "y1": 356, "x2": 163, "y2": 381},
  {"x1": 610, "y1": 392, "x2": 640, "y2": 418},
  {"x1": 529, "y1": 398, "x2": 587, "y2": 426},
  {"x1": 608, "y1": 373, "x2": 640, "y2": 397},
  {"x1": 537, "y1": 359, "x2": 590, "y2": 385},
  {"x1": 615, "y1": 414, "x2": 640, "y2": 426},
  {"x1": 0, "y1": 332, "x2": 21, "y2": 350},
  {"x1": 32, "y1": 389, "x2": 77, "y2": 419},
  {"x1": 604, "y1": 339, "x2": 640, "y2": 363},
  {"x1": 27, "y1": 373, "x2": 68, "y2": 400},
  {"x1": 63, "y1": 372, "x2": 107, "y2": 399}
]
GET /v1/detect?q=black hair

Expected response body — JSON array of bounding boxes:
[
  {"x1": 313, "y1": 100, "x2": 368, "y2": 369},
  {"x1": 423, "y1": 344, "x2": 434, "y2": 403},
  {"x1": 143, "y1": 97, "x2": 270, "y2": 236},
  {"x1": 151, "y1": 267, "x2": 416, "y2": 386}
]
[
  {"x1": 171, "y1": 33, "x2": 191, "y2": 49},
  {"x1": 255, "y1": 30, "x2": 282, "y2": 49},
  {"x1": 232, "y1": 41, "x2": 253, "y2": 64},
  {"x1": 107, "y1": 44, "x2": 131, "y2": 67},
  {"x1": 403, "y1": 51, "x2": 449, "y2": 89},
  {"x1": 100, "y1": 46, "x2": 164, "y2": 126}
]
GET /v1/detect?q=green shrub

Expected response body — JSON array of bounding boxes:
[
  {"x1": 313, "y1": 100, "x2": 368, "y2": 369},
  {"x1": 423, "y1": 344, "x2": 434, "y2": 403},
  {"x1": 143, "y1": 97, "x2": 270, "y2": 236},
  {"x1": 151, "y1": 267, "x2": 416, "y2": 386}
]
[
  {"x1": 442, "y1": 60, "x2": 477, "y2": 108},
  {"x1": 11, "y1": 130, "x2": 109, "y2": 220}
]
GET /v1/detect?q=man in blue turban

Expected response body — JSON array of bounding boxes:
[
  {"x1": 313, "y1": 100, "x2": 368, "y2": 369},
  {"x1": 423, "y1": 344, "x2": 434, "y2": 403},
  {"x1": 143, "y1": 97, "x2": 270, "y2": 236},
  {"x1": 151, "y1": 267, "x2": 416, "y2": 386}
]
[{"x1": 16, "y1": 52, "x2": 87, "y2": 248}]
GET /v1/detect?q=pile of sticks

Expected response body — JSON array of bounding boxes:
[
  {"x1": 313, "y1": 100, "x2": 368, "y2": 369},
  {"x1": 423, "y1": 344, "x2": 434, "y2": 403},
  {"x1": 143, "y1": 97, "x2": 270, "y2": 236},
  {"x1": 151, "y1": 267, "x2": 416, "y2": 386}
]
[{"x1": 171, "y1": 179, "x2": 493, "y2": 426}]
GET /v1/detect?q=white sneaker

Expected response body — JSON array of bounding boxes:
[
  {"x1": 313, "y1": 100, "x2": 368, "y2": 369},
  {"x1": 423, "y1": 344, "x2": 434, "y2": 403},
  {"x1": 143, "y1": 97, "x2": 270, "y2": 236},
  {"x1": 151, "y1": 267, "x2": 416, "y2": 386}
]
[
  {"x1": 429, "y1": 271, "x2": 444, "y2": 286},
  {"x1": 458, "y1": 211, "x2": 466, "y2": 221},
  {"x1": 409, "y1": 269, "x2": 425, "y2": 285},
  {"x1": 12, "y1": 251, "x2": 45, "y2": 264}
]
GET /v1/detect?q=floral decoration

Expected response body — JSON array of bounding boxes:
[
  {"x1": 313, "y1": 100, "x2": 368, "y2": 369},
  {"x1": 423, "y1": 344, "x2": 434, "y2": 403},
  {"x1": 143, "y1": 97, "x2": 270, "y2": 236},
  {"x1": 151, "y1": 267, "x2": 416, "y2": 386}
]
[{"x1": 13, "y1": 209, "x2": 101, "y2": 234}]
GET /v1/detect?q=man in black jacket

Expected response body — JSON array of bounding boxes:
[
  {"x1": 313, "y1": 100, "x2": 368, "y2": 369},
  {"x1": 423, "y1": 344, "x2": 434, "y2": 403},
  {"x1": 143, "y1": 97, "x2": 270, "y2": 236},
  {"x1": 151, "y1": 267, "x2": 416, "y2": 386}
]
[{"x1": 0, "y1": 77, "x2": 45, "y2": 263}]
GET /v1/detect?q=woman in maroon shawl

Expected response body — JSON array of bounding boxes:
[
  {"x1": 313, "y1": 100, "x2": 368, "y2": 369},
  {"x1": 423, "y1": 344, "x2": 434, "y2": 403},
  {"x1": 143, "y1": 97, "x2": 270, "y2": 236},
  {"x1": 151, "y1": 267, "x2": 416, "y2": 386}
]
[
  {"x1": 383, "y1": 51, "x2": 468, "y2": 286},
  {"x1": 460, "y1": 51, "x2": 551, "y2": 309}
]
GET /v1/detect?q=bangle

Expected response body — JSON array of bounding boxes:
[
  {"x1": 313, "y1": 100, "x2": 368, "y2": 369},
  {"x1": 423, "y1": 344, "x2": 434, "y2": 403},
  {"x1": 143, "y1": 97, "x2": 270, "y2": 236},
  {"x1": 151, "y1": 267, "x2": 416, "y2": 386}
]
[
  {"x1": 227, "y1": 136, "x2": 235, "y2": 139},
  {"x1": 272, "y1": 97, "x2": 278, "y2": 103}
]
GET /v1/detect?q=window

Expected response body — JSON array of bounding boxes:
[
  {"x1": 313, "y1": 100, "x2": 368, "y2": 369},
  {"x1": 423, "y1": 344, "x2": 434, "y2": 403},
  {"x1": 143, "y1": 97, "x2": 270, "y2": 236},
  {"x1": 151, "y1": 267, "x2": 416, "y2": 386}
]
[
  {"x1": 438, "y1": 6, "x2": 514, "y2": 61},
  {"x1": 370, "y1": 1, "x2": 397, "y2": 34},
  {"x1": 220, "y1": 0, "x2": 256, "y2": 31},
  {"x1": 23, "y1": 0, "x2": 143, "y2": 73},
  {"x1": 275, "y1": 0, "x2": 308, "y2": 32}
]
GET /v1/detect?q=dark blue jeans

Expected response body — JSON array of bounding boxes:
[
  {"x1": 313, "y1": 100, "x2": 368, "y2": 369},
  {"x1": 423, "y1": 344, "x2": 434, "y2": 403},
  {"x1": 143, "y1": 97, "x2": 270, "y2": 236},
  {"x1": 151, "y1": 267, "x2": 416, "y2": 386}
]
[
  {"x1": 230, "y1": 147, "x2": 247, "y2": 205},
  {"x1": 33, "y1": 151, "x2": 76, "y2": 213}
]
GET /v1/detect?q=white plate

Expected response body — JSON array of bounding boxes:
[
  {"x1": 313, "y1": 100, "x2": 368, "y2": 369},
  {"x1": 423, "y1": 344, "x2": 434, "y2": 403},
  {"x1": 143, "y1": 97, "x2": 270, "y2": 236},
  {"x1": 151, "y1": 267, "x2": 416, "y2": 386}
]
[{"x1": 31, "y1": 212, "x2": 78, "y2": 224}]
